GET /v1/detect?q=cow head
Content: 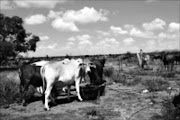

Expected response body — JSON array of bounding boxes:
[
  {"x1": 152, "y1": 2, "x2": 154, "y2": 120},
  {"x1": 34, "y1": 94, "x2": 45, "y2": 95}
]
[{"x1": 79, "y1": 62, "x2": 95, "y2": 73}]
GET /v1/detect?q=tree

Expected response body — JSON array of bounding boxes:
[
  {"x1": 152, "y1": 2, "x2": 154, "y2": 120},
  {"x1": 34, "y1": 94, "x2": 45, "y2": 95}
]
[{"x1": 0, "y1": 13, "x2": 40, "y2": 64}]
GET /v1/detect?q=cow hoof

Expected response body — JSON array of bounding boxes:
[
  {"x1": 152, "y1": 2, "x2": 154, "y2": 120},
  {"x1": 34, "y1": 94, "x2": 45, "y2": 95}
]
[
  {"x1": 22, "y1": 103, "x2": 27, "y2": 106},
  {"x1": 78, "y1": 98, "x2": 83, "y2": 101},
  {"x1": 44, "y1": 108, "x2": 50, "y2": 111}
]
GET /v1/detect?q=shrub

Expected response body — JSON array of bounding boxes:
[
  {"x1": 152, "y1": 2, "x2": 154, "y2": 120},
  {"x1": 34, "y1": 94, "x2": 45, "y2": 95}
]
[
  {"x1": 0, "y1": 79, "x2": 21, "y2": 106},
  {"x1": 110, "y1": 72, "x2": 126, "y2": 84},
  {"x1": 161, "y1": 72, "x2": 176, "y2": 78},
  {"x1": 125, "y1": 76, "x2": 142, "y2": 86},
  {"x1": 104, "y1": 66, "x2": 114, "y2": 78},
  {"x1": 142, "y1": 78, "x2": 169, "y2": 92}
]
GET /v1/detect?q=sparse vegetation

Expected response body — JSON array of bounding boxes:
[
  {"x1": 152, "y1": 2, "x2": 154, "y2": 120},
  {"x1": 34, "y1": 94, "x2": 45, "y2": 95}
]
[
  {"x1": 161, "y1": 72, "x2": 176, "y2": 78},
  {"x1": 142, "y1": 78, "x2": 169, "y2": 92},
  {"x1": 0, "y1": 52, "x2": 180, "y2": 120},
  {"x1": 104, "y1": 66, "x2": 142, "y2": 86},
  {"x1": 104, "y1": 66, "x2": 114, "y2": 78},
  {"x1": 0, "y1": 76, "x2": 20, "y2": 106},
  {"x1": 150, "y1": 98, "x2": 180, "y2": 120}
]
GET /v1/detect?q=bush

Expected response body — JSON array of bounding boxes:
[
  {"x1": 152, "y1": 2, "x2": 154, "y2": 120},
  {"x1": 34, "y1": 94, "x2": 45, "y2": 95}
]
[
  {"x1": 104, "y1": 66, "x2": 142, "y2": 86},
  {"x1": 0, "y1": 79, "x2": 21, "y2": 106},
  {"x1": 142, "y1": 78, "x2": 169, "y2": 92},
  {"x1": 125, "y1": 76, "x2": 142, "y2": 86},
  {"x1": 161, "y1": 72, "x2": 176, "y2": 78},
  {"x1": 104, "y1": 66, "x2": 114, "y2": 78}
]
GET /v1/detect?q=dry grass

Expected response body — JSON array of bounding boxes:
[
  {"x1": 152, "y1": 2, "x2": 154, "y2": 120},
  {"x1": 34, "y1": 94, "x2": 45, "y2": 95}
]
[
  {"x1": 0, "y1": 72, "x2": 21, "y2": 106},
  {"x1": 142, "y1": 78, "x2": 169, "y2": 92},
  {"x1": 150, "y1": 98, "x2": 180, "y2": 120},
  {"x1": 104, "y1": 66, "x2": 142, "y2": 86}
]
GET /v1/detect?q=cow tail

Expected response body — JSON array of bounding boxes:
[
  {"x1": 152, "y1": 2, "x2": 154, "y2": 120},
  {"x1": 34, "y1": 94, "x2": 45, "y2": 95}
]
[{"x1": 40, "y1": 65, "x2": 46, "y2": 93}]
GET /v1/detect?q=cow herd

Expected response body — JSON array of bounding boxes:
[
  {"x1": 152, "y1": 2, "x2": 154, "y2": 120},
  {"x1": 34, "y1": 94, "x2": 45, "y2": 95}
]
[
  {"x1": 19, "y1": 58, "x2": 106, "y2": 111},
  {"x1": 18, "y1": 52, "x2": 180, "y2": 111},
  {"x1": 152, "y1": 52, "x2": 180, "y2": 71}
]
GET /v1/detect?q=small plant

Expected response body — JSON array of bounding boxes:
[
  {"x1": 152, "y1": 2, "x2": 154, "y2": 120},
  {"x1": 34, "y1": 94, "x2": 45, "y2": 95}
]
[
  {"x1": 0, "y1": 79, "x2": 21, "y2": 106},
  {"x1": 86, "y1": 109, "x2": 97, "y2": 116},
  {"x1": 104, "y1": 66, "x2": 114, "y2": 78},
  {"x1": 125, "y1": 76, "x2": 142, "y2": 86},
  {"x1": 86, "y1": 109, "x2": 105, "y2": 120},
  {"x1": 161, "y1": 72, "x2": 176, "y2": 78},
  {"x1": 142, "y1": 78, "x2": 169, "y2": 92}
]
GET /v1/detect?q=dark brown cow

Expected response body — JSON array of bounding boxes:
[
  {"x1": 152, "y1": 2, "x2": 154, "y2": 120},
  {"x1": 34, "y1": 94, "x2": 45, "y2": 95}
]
[
  {"x1": 172, "y1": 93, "x2": 180, "y2": 109},
  {"x1": 86, "y1": 59, "x2": 106, "y2": 100},
  {"x1": 152, "y1": 53, "x2": 176, "y2": 71},
  {"x1": 19, "y1": 64, "x2": 43, "y2": 106},
  {"x1": 162, "y1": 54, "x2": 176, "y2": 71},
  {"x1": 19, "y1": 64, "x2": 56, "y2": 106}
]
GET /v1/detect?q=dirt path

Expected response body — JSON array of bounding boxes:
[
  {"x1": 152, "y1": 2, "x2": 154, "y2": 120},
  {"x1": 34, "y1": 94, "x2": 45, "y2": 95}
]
[{"x1": 0, "y1": 83, "x2": 169, "y2": 120}]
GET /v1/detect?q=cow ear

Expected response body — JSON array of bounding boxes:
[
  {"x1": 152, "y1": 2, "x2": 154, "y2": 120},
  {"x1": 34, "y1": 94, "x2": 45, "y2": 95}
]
[
  {"x1": 79, "y1": 63, "x2": 85, "y2": 67},
  {"x1": 89, "y1": 63, "x2": 96, "y2": 68},
  {"x1": 79, "y1": 63, "x2": 83, "y2": 66}
]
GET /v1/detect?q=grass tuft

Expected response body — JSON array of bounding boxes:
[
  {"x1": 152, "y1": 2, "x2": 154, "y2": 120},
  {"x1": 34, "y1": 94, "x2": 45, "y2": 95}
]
[{"x1": 142, "y1": 78, "x2": 169, "y2": 92}]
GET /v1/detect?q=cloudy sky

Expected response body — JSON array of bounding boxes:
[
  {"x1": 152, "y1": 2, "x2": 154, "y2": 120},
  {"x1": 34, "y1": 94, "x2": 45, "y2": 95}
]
[{"x1": 1, "y1": 0, "x2": 180, "y2": 57}]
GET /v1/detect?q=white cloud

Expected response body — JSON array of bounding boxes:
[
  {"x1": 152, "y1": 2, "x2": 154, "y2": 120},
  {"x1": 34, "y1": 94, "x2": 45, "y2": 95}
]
[
  {"x1": 47, "y1": 44, "x2": 57, "y2": 49},
  {"x1": 14, "y1": 0, "x2": 64, "y2": 9},
  {"x1": 158, "y1": 32, "x2": 177, "y2": 39},
  {"x1": 40, "y1": 36, "x2": 49, "y2": 41},
  {"x1": 1, "y1": 0, "x2": 14, "y2": 10},
  {"x1": 96, "y1": 30, "x2": 110, "y2": 36},
  {"x1": 68, "y1": 34, "x2": 91, "y2": 41},
  {"x1": 145, "y1": 0, "x2": 158, "y2": 3},
  {"x1": 130, "y1": 27, "x2": 154, "y2": 38},
  {"x1": 124, "y1": 24, "x2": 134, "y2": 30},
  {"x1": 24, "y1": 14, "x2": 46, "y2": 25},
  {"x1": 123, "y1": 38, "x2": 134, "y2": 45},
  {"x1": 110, "y1": 26, "x2": 128, "y2": 35},
  {"x1": 79, "y1": 40, "x2": 93, "y2": 45},
  {"x1": 67, "y1": 37, "x2": 76, "y2": 41},
  {"x1": 67, "y1": 34, "x2": 92, "y2": 50},
  {"x1": 94, "y1": 38, "x2": 120, "y2": 54},
  {"x1": 97, "y1": 38, "x2": 119, "y2": 47},
  {"x1": 146, "y1": 40, "x2": 157, "y2": 52},
  {"x1": 76, "y1": 34, "x2": 91, "y2": 41},
  {"x1": 62, "y1": 7, "x2": 108, "y2": 24},
  {"x1": 49, "y1": 7, "x2": 108, "y2": 31},
  {"x1": 142, "y1": 18, "x2": 166, "y2": 31},
  {"x1": 66, "y1": 42, "x2": 75, "y2": 46},
  {"x1": 47, "y1": 10, "x2": 63, "y2": 19},
  {"x1": 168, "y1": 22, "x2": 180, "y2": 32},
  {"x1": 51, "y1": 17, "x2": 79, "y2": 32}
]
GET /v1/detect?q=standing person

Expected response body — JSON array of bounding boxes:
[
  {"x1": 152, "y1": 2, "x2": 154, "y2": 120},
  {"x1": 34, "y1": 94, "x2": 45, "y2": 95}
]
[
  {"x1": 139, "y1": 49, "x2": 144, "y2": 62},
  {"x1": 137, "y1": 49, "x2": 144, "y2": 68}
]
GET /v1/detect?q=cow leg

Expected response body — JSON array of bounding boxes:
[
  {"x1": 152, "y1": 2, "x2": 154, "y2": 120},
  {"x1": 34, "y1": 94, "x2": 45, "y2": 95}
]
[
  {"x1": 171, "y1": 63, "x2": 174, "y2": 71},
  {"x1": 20, "y1": 84, "x2": 24, "y2": 104},
  {"x1": 67, "y1": 85, "x2": 71, "y2": 101},
  {"x1": 75, "y1": 78, "x2": 83, "y2": 101},
  {"x1": 50, "y1": 87, "x2": 57, "y2": 105},
  {"x1": 44, "y1": 82, "x2": 53, "y2": 111},
  {"x1": 22, "y1": 84, "x2": 29, "y2": 106}
]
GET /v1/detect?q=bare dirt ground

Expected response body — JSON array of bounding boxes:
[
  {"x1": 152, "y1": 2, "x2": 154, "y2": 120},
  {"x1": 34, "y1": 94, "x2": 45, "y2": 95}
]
[{"x1": 0, "y1": 64, "x2": 180, "y2": 120}]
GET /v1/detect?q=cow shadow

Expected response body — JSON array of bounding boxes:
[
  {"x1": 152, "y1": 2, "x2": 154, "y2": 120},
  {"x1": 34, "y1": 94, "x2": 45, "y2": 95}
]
[
  {"x1": 25, "y1": 94, "x2": 44, "y2": 105},
  {"x1": 49, "y1": 95, "x2": 78, "y2": 107},
  {"x1": 25, "y1": 82, "x2": 106, "y2": 107}
]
